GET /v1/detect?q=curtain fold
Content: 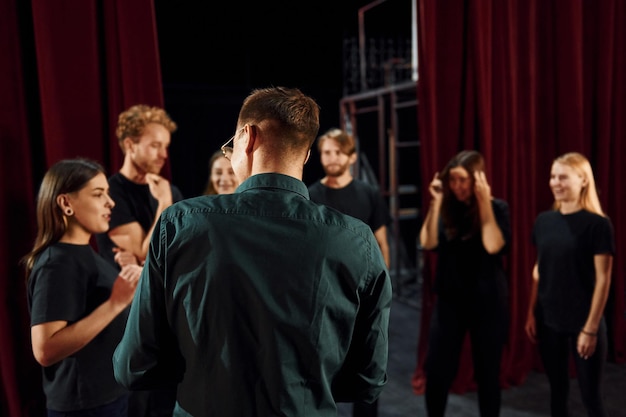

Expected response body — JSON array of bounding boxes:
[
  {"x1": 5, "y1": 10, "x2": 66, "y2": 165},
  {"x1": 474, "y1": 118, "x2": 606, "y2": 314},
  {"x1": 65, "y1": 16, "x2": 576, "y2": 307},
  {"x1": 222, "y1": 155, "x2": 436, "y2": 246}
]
[
  {"x1": 414, "y1": 0, "x2": 625, "y2": 395},
  {"x1": 0, "y1": 0, "x2": 165, "y2": 415},
  {"x1": 1, "y1": 1, "x2": 40, "y2": 415}
]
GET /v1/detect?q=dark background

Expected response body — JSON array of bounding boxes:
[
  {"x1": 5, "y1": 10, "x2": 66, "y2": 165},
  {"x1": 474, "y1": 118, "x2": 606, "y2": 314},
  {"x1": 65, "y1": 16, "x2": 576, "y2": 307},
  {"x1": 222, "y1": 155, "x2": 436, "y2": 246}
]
[{"x1": 154, "y1": 0, "x2": 414, "y2": 197}]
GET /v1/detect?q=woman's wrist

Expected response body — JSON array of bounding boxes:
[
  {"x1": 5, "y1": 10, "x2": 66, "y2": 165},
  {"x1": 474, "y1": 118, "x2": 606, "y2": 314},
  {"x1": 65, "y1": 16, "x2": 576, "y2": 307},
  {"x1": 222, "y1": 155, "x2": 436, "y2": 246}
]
[{"x1": 580, "y1": 328, "x2": 597, "y2": 337}]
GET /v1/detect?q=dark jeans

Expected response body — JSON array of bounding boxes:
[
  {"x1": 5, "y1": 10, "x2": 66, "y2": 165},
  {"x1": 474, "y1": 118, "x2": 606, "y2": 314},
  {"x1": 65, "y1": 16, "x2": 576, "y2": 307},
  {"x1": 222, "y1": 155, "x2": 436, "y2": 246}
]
[
  {"x1": 537, "y1": 319, "x2": 608, "y2": 417},
  {"x1": 424, "y1": 293, "x2": 507, "y2": 417},
  {"x1": 48, "y1": 394, "x2": 128, "y2": 417}
]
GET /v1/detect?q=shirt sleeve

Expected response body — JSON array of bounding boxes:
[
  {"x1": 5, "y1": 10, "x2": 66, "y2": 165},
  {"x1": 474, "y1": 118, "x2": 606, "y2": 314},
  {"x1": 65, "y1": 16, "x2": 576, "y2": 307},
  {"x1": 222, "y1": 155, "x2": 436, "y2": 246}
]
[
  {"x1": 331, "y1": 234, "x2": 391, "y2": 403},
  {"x1": 113, "y1": 214, "x2": 184, "y2": 390},
  {"x1": 368, "y1": 187, "x2": 392, "y2": 232},
  {"x1": 29, "y1": 256, "x2": 86, "y2": 326},
  {"x1": 592, "y1": 216, "x2": 615, "y2": 255}
]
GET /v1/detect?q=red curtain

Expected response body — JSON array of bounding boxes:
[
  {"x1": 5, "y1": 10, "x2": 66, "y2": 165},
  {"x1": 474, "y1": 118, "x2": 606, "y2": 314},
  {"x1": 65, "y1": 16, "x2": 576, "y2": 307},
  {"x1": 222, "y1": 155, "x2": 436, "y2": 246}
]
[
  {"x1": 413, "y1": 0, "x2": 626, "y2": 395},
  {"x1": 0, "y1": 0, "x2": 165, "y2": 415}
]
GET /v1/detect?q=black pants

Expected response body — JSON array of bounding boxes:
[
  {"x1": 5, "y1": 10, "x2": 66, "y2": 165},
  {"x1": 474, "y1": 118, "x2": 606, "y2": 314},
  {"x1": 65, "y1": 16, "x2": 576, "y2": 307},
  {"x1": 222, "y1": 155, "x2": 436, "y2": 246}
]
[
  {"x1": 537, "y1": 319, "x2": 608, "y2": 417},
  {"x1": 424, "y1": 293, "x2": 507, "y2": 417}
]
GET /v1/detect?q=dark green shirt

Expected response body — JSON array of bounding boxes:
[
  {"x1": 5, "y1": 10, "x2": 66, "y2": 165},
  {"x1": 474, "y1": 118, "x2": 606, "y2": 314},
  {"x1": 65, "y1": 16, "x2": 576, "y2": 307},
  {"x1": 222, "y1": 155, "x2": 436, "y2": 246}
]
[{"x1": 113, "y1": 173, "x2": 391, "y2": 417}]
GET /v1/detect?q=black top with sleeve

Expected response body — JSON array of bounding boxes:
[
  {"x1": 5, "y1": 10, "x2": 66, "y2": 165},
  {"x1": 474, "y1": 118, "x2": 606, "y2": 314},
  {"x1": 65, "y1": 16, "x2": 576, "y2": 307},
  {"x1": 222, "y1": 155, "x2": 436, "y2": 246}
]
[
  {"x1": 95, "y1": 172, "x2": 184, "y2": 268},
  {"x1": 532, "y1": 209, "x2": 615, "y2": 333},
  {"x1": 28, "y1": 243, "x2": 128, "y2": 412}
]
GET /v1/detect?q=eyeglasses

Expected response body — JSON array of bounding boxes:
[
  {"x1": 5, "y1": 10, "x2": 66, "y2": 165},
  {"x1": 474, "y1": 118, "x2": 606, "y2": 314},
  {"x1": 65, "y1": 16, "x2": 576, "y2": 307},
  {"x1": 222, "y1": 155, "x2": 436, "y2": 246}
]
[{"x1": 221, "y1": 127, "x2": 245, "y2": 160}]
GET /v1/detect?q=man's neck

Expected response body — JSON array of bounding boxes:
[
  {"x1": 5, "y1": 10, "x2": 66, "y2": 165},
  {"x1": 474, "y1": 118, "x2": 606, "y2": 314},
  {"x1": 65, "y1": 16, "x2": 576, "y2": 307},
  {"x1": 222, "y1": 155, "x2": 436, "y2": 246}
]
[
  {"x1": 322, "y1": 173, "x2": 353, "y2": 189},
  {"x1": 119, "y1": 159, "x2": 148, "y2": 184}
]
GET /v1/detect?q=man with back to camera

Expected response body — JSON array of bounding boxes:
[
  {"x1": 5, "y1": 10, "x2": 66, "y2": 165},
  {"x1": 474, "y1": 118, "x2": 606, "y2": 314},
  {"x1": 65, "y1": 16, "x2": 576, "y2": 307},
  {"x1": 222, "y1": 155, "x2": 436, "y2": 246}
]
[
  {"x1": 308, "y1": 127, "x2": 392, "y2": 417},
  {"x1": 95, "y1": 104, "x2": 182, "y2": 416},
  {"x1": 112, "y1": 86, "x2": 392, "y2": 417}
]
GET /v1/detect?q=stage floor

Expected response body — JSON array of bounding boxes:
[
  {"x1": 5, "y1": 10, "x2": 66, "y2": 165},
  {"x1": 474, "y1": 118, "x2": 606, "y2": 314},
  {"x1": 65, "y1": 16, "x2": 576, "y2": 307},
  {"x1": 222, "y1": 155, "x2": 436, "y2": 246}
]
[{"x1": 338, "y1": 295, "x2": 626, "y2": 417}]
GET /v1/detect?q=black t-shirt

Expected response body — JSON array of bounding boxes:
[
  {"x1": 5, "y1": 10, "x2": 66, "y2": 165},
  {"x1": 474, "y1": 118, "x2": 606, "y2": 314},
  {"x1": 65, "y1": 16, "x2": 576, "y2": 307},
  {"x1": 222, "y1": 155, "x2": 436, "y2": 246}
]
[
  {"x1": 532, "y1": 209, "x2": 615, "y2": 332},
  {"x1": 28, "y1": 243, "x2": 128, "y2": 412},
  {"x1": 308, "y1": 179, "x2": 391, "y2": 232},
  {"x1": 434, "y1": 198, "x2": 511, "y2": 297},
  {"x1": 95, "y1": 172, "x2": 184, "y2": 268}
]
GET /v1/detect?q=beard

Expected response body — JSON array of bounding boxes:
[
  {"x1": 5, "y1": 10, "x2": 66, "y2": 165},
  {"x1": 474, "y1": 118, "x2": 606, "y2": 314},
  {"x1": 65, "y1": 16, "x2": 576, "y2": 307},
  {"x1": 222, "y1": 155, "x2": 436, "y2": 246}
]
[
  {"x1": 323, "y1": 162, "x2": 350, "y2": 177},
  {"x1": 132, "y1": 156, "x2": 163, "y2": 175}
]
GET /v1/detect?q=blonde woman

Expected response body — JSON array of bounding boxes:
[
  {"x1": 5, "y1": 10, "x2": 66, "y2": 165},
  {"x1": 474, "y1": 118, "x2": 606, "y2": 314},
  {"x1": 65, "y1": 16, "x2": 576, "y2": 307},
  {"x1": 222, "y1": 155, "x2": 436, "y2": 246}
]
[{"x1": 525, "y1": 152, "x2": 614, "y2": 417}]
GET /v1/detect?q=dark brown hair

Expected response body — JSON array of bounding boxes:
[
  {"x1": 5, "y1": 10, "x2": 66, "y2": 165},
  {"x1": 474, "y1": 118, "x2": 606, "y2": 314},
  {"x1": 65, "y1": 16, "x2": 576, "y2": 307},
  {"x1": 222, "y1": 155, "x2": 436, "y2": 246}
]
[
  {"x1": 439, "y1": 150, "x2": 485, "y2": 240},
  {"x1": 22, "y1": 158, "x2": 105, "y2": 277}
]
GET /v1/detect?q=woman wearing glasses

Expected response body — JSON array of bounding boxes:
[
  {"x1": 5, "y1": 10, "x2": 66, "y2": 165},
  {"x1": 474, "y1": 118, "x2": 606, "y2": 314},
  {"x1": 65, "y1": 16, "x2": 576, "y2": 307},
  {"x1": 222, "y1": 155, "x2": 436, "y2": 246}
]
[{"x1": 23, "y1": 158, "x2": 141, "y2": 417}]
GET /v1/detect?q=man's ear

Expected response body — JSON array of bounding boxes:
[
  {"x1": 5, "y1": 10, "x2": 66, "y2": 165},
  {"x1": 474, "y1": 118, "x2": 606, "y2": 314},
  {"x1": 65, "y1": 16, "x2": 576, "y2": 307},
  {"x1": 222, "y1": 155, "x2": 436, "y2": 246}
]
[
  {"x1": 122, "y1": 137, "x2": 135, "y2": 154},
  {"x1": 304, "y1": 149, "x2": 311, "y2": 165},
  {"x1": 349, "y1": 152, "x2": 358, "y2": 165},
  {"x1": 244, "y1": 124, "x2": 256, "y2": 155}
]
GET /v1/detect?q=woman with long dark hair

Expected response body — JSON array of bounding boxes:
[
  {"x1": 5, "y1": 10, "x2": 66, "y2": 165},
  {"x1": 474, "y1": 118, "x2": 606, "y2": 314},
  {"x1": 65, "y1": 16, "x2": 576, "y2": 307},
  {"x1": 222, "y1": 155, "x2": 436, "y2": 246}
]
[
  {"x1": 420, "y1": 150, "x2": 511, "y2": 417},
  {"x1": 525, "y1": 152, "x2": 614, "y2": 417},
  {"x1": 23, "y1": 158, "x2": 141, "y2": 416}
]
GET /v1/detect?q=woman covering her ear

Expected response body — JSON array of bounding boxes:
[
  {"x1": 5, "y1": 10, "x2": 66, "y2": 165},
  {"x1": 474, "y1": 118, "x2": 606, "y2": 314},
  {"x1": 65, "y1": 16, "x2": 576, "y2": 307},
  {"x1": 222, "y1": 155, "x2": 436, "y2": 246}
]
[
  {"x1": 22, "y1": 158, "x2": 142, "y2": 417},
  {"x1": 525, "y1": 152, "x2": 614, "y2": 416},
  {"x1": 420, "y1": 150, "x2": 510, "y2": 417}
]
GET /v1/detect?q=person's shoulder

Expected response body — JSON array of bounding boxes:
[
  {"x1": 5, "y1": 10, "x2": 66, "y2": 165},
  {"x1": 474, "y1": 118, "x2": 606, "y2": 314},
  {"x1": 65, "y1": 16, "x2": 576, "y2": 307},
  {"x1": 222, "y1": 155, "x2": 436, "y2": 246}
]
[
  {"x1": 535, "y1": 208, "x2": 556, "y2": 218},
  {"x1": 351, "y1": 178, "x2": 383, "y2": 196},
  {"x1": 310, "y1": 199, "x2": 372, "y2": 233},
  {"x1": 533, "y1": 209, "x2": 559, "y2": 225},
  {"x1": 352, "y1": 178, "x2": 374, "y2": 189},
  {"x1": 580, "y1": 210, "x2": 613, "y2": 226},
  {"x1": 491, "y1": 197, "x2": 509, "y2": 209},
  {"x1": 307, "y1": 179, "x2": 324, "y2": 191},
  {"x1": 580, "y1": 209, "x2": 607, "y2": 219},
  {"x1": 107, "y1": 172, "x2": 123, "y2": 191},
  {"x1": 108, "y1": 172, "x2": 125, "y2": 185},
  {"x1": 107, "y1": 172, "x2": 138, "y2": 196},
  {"x1": 161, "y1": 194, "x2": 228, "y2": 219},
  {"x1": 32, "y1": 243, "x2": 86, "y2": 271}
]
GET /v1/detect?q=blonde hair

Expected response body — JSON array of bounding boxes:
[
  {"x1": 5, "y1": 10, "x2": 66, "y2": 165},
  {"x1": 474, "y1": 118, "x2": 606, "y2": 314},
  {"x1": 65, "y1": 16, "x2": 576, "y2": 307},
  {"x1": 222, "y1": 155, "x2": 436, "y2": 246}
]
[{"x1": 552, "y1": 152, "x2": 604, "y2": 216}]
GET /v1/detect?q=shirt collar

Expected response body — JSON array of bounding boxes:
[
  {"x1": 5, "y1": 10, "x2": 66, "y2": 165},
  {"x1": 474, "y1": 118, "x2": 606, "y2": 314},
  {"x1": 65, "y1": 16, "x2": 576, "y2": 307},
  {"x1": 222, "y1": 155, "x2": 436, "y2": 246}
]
[{"x1": 236, "y1": 173, "x2": 310, "y2": 200}]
